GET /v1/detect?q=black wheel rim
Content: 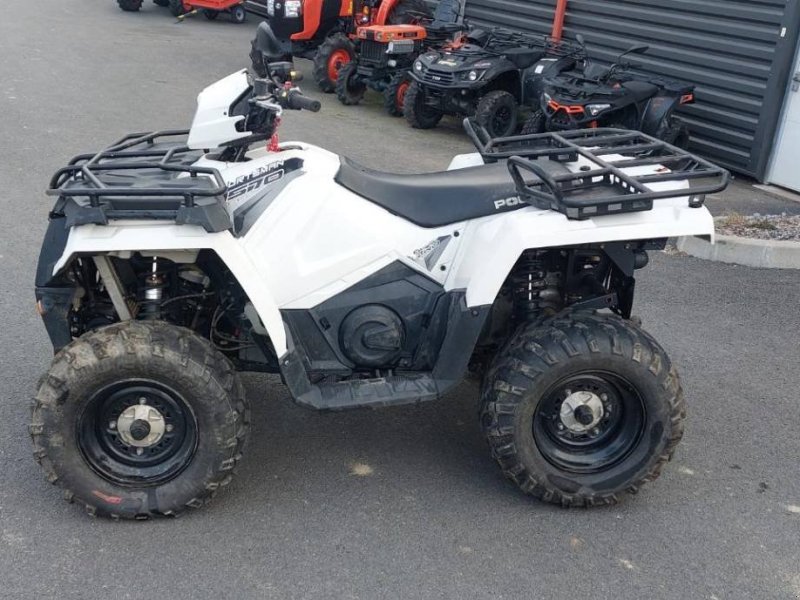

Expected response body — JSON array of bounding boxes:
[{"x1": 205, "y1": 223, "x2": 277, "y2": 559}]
[
  {"x1": 78, "y1": 379, "x2": 197, "y2": 486},
  {"x1": 533, "y1": 372, "x2": 646, "y2": 474},
  {"x1": 491, "y1": 105, "x2": 513, "y2": 137}
]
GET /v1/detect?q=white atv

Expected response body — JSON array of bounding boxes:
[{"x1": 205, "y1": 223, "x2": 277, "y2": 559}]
[{"x1": 32, "y1": 60, "x2": 729, "y2": 519}]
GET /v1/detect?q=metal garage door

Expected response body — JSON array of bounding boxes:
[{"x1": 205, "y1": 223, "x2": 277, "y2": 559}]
[{"x1": 464, "y1": 0, "x2": 800, "y2": 179}]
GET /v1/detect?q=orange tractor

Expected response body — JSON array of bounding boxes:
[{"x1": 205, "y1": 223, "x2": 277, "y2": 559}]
[{"x1": 248, "y1": 0, "x2": 431, "y2": 92}]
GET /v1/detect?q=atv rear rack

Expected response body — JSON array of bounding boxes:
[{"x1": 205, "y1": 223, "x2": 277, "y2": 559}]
[
  {"x1": 47, "y1": 130, "x2": 231, "y2": 233},
  {"x1": 464, "y1": 120, "x2": 730, "y2": 220}
]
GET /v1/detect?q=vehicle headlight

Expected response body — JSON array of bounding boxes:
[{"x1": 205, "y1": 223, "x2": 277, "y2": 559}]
[
  {"x1": 284, "y1": 0, "x2": 302, "y2": 17},
  {"x1": 414, "y1": 60, "x2": 423, "y2": 72},
  {"x1": 267, "y1": 0, "x2": 275, "y2": 16},
  {"x1": 586, "y1": 103, "x2": 611, "y2": 116},
  {"x1": 468, "y1": 70, "x2": 479, "y2": 81},
  {"x1": 543, "y1": 92, "x2": 552, "y2": 104}
]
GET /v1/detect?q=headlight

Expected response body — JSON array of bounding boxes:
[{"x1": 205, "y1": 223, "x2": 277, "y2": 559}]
[
  {"x1": 543, "y1": 92, "x2": 552, "y2": 104},
  {"x1": 266, "y1": 0, "x2": 275, "y2": 16},
  {"x1": 414, "y1": 60, "x2": 423, "y2": 72},
  {"x1": 284, "y1": 0, "x2": 301, "y2": 17},
  {"x1": 586, "y1": 103, "x2": 611, "y2": 116},
  {"x1": 468, "y1": 70, "x2": 478, "y2": 81}
]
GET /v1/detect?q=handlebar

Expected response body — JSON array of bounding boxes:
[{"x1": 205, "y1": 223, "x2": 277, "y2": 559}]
[{"x1": 282, "y1": 89, "x2": 321, "y2": 112}]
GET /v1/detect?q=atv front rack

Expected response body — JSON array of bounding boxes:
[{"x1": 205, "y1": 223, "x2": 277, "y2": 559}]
[
  {"x1": 48, "y1": 130, "x2": 231, "y2": 233},
  {"x1": 464, "y1": 120, "x2": 730, "y2": 220}
]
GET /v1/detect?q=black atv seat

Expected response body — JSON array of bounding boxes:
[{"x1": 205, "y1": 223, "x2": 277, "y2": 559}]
[
  {"x1": 334, "y1": 157, "x2": 566, "y2": 228},
  {"x1": 622, "y1": 80, "x2": 660, "y2": 102}
]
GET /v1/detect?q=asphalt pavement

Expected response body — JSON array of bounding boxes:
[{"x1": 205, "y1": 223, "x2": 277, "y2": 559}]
[{"x1": 1, "y1": 2, "x2": 799, "y2": 599}]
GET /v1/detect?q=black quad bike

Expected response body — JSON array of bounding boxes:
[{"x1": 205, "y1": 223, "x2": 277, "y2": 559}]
[
  {"x1": 404, "y1": 28, "x2": 584, "y2": 137},
  {"x1": 336, "y1": 0, "x2": 464, "y2": 116},
  {"x1": 248, "y1": 0, "x2": 431, "y2": 93},
  {"x1": 522, "y1": 39, "x2": 695, "y2": 148}
]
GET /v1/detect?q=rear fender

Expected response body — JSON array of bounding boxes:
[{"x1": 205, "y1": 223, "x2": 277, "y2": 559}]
[
  {"x1": 449, "y1": 201, "x2": 715, "y2": 308},
  {"x1": 50, "y1": 223, "x2": 289, "y2": 356}
]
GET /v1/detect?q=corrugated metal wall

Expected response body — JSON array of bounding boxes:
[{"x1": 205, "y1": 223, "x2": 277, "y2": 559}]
[{"x1": 463, "y1": 0, "x2": 800, "y2": 178}]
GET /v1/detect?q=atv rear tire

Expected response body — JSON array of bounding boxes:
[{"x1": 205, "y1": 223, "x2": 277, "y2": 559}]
[
  {"x1": 480, "y1": 312, "x2": 685, "y2": 507},
  {"x1": 384, "y1": 73, "x2": 411, "y2": 117},
  {"x1": 387, "y1": 0, "x2": 433, "y2": 24},
  {"x1": 336, "y1": 62, "x2": 366, "y2": 106},
  {"x1": 475, "y1": 90, "x2": 518, "y2": 138},
  {"x1": 313, "y1": 33, "x2": 355, "y2": 93},
  {"x1": 118, "y1": 0, "x2": 143, "y2": 11},
  {"x1": 404, "y1": 81, "x2": 443, "y2": 129},
  {"x1": 168, "y1": 0, "x2": 185, "y2": 16},
  {"x1": 662, "y1": 118, "x2": 690, "y2": 149},
  {"x1": 30, "y1": 321, "x2": 250, "y2": 519},
  {"x1": 520, "y1": 110, "x2": 546, "y2": 135}
]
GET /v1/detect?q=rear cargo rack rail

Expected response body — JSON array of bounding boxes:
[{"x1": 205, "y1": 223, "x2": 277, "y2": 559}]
[
  {"x1": 464, "y1": 120, "x2": 730, "y2": 220},
  {"x1": 48, "y1": 130, "x2": 231, "y2": 232}
]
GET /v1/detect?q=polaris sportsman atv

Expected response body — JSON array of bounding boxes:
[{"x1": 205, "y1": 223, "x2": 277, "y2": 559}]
[
  {"x1": 336, "y1": 0, "x2": 464, "y2": 116},
  {"x1": 522, "y1": 40, "x2": 695, "y2": 147},
  {"x1": 248, "y1": 0, "x2": 431, "y2": 93},
  {"x1": 33, "y1": 56, "x2": 729, "y2": 519},
  {"x1": 405, "y1": 28, "x2": 583, "y2": 137}
]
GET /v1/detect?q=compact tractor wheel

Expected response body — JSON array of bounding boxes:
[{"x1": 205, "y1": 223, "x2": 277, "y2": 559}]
[
  {"x1": 403, "y1": 80, "x2": 443, "y2": 129},
  {"x1": 387, "y1": 0, "x2": 433, "y2": 24},
  {"x1": 229, "y1": 4, "x2": 246, "y2": 23},
  {"x1": 480, "y1": 312, "x2": 685, "y2": 507},
  {"x1": 203, "y1": 8, "x2": 218, "y2": 19},
  {"x1": 384, "y1": 73, "x2": 411, "y2": 117},
  {"x1": 168, "y1": 0, "x2": 186, "y2": 16},
  {"x1": 313, "y1": 33, "x2": 355, "y2": 93},
  {"x1": 117, "y1": 0, "x2": 144, "y2": 11},
  {"x1": 336, "y1": 62, "x2": 366, "y2": 106},
  {"x1": 153, "y1": 0, "x2": 169, "y2": 6},
  {"x1": 520, "y1": 110, "x2": 546, "y2": 135},
  {"x1": 30, "y1": 321, "x2": 250, "y2": 519},
  {"x1": 475, "y1": 90, "x2": 519, "y2": 138}
]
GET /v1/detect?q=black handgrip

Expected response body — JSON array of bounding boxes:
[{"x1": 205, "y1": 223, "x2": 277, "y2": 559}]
[
  {"x1": 506, "y1": 156, "x2": 564, "y2": 203},
  {"x1": 286, "y1": 90, "x2": 321, "y2": 112}
]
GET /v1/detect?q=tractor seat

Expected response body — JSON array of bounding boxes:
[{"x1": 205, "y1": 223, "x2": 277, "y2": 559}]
[
  {"x1": 334, "y1": 157, "x2": 565, "y2": 228},
  {"x1": 621, "y1": 80, "x2": 660, "y2": 102}
]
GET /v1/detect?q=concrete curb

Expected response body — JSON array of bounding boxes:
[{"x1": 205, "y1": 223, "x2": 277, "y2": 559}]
[{"x1": 677, "y1": 234, "x2": 800, "y2": 269}]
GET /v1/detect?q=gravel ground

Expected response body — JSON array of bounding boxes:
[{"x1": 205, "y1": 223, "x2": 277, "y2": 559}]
[{"x1": 717, "y1": 214, "x2": 800, "y2": 242}]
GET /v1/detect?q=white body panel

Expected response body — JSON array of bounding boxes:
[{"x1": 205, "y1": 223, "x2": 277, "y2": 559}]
[{"x1": 51, "y1": 73, "x2": 717, "y2": 358}]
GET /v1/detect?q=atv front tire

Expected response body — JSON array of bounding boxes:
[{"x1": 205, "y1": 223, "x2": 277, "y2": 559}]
[
  {"x1": 203, "y1": 8, "x2": 219, "y2": 19},
  {"x1": 118, "y1": 0, "x2": 144, "y2": 11},
  {"x1": 30, "y1": 321, "x2": 250, "y2": 519},
  {"x1": 475, "y1": 90, "x2": 518, "y2": 138},
  {"x1": 336, "y1": 62, "x2": 366, "y2": 106},
  {"x1": 384, "y1": 73, "x2": 411, "y2": 117},
  {"x1": 403, "y1": 81, "x2": 443, "y2": 129},
  {"x1": 480, "y1": 312, "x2": 685, "y2": 507},
  {"x1": 313, "y1": 33, "x2": 355, "y2": 93}
]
